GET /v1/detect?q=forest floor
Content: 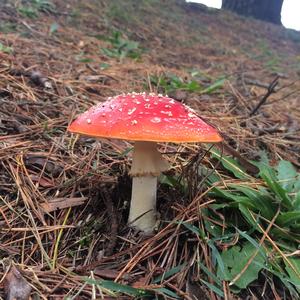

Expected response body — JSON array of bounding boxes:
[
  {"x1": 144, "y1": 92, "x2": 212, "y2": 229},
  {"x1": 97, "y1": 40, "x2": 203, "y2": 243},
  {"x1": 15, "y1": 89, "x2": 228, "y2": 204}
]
[{"x1": 0, "y1": 0, "x2": 300, "y2": 299}]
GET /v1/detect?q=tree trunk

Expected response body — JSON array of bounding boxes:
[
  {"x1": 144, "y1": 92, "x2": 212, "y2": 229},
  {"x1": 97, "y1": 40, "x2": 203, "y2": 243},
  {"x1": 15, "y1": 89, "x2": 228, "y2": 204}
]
[{"x1": 222, "y1": 0, "x2": 283, "y2": 25}]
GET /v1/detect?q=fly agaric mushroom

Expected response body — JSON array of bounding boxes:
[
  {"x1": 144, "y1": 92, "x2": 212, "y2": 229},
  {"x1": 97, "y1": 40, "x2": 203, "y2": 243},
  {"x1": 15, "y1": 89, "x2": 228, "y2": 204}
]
[{"x1": 68, "y1": 92, "x2": 222, "y2": 233}]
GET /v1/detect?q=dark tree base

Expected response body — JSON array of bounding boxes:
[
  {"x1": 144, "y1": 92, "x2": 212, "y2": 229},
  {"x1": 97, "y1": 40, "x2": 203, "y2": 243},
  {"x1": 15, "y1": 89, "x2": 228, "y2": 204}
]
[{"x1": 222, "y1": 0, "x2": 283, "y2": 25}]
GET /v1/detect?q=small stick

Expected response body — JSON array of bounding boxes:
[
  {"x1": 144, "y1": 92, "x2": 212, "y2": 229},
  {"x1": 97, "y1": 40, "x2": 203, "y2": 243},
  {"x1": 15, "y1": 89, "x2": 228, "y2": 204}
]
[{"x1": 249, "y1": 76, "x2": 279, "y2": 116}]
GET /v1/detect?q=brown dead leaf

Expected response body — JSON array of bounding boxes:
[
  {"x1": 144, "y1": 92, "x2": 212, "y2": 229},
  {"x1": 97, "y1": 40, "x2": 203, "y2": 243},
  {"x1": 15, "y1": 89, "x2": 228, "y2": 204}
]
[
  {"x1": 41, "y1": 197, "x2": 88, "y2": 213},
  {"x1": 93, "y1": 268, "x2": 120, "y2": 279},
  {"x1": 29, "y1": 174, "x2": 55, "y2": 187},
  {"x1": 131, "y1": 276, "x2": 148, "y2": 289},
  {"x1": 4, "y1": 265, "x2": 32, "y2": 300},
  {"x1": 24, "y1": 155, "x2": 63, "y2": 176},
  {"x1": 93, "y1": 268, "x2": 131, "y2": 281}
]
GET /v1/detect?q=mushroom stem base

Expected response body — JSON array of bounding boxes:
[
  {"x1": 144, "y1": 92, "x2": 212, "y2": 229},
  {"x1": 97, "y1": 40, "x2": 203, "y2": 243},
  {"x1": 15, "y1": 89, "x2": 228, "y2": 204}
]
[{"x1": 128, "y1": 176, "x2": 157, "y2": 233}]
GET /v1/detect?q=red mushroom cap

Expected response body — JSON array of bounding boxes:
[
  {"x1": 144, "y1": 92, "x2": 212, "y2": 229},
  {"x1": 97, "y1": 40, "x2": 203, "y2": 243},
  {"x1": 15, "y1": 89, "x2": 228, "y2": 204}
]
[{"x1": 68, "y1": 93, "x2": 222, "y2": 143}]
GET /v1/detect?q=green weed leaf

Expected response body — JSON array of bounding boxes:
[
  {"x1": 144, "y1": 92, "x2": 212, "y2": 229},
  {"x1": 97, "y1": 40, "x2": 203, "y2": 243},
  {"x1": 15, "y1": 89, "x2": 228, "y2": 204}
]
[
  {"x1": 277, "y1": 160, "x2": 298, "y2": 192},
  {"x1": 217, "y1": 242, "x2": 265, "y2": 289},
  {"x1": 285, "y1": 258, "x2": 300, "y2": 292}
]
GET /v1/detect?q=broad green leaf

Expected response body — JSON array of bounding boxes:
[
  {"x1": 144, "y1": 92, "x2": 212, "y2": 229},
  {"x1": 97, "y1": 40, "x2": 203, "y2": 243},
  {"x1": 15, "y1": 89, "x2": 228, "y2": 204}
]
[
  {"x1": 277, "y1": 160, "x2": 297, "y2": 192},
  {"x1": 285, "y1": 258, "x2": 300, "y2": 291},
  {"x1": 237, "y1": 229, "x2": 267, "y2": 259},
  {"x1": 217, "y1": 242, "x2": 265, "y2": 289},
  {"x1": 285, "y1": 257, "x2": 300, "y2": 292}
]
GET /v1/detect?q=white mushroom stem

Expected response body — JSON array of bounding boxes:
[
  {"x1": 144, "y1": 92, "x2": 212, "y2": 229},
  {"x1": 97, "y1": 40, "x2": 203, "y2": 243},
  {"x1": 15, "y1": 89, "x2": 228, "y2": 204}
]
[
  {"x1": 129, "y1": 176, "x2": 157, "y2": 232},
  {"x1": 128, "y1": 141, "x2": 169, "y2": 233}
]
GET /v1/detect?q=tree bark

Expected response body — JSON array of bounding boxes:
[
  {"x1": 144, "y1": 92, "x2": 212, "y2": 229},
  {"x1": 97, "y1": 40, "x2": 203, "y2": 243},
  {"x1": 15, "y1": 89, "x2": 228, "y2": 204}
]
[{"x1": 222, "y1": 0, "x2": 283, "y2": 25}]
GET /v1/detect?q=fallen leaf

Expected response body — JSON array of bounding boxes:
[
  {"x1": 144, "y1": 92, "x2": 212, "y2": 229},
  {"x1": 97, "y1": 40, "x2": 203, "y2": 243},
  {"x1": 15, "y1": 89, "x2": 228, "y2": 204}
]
[
  {"x1": 4, "y1": 265, "x2": 32, "y2": 300},
  {"x1": 24, "y1": 155, "x2": 63, "y2": 176},
  {"x1": 93, "y1": 268, "x2": 119, "y2": 279},
  {"x1": 94, "y1": 268, "x2": 131, "y2": 281},
  {"x1": 131, "y1": 276, "x2": 148, "y2": 288},
  {"x1": 29, "y1": 174, "x2": 55, "y2": 187}
]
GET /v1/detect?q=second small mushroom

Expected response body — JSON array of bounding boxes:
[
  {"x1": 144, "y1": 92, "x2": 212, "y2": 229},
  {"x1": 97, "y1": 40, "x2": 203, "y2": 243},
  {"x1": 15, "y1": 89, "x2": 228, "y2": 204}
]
[{"x1": 68, "y1": 92, "x2": 222, "y2": 233}]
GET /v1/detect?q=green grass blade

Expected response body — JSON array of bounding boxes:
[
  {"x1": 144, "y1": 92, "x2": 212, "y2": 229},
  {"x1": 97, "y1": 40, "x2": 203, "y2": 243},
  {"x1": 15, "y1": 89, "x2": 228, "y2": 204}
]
[
  {"x1": 198, "y1": 262, "x2": 222, "y2": 286},
  {"x1": 276, "y1": 211, "x2": 300, "y2": 226},
  {"x1": 200, "y1": 78, "x2": 225, "y2": 94},
  {"x1": 200, "y1": 279, "x2": 224, "y2": 297},
  {"x1": 285, "y1": 258, "x2": 300, "y2": 292},
  {"x1": 236, "y1": 229, "x2": 267, "y2": 259},
  {"x1": 208, "y1": 240, "x2": 226, "y2": 277},
  {"x1": 231, "y1": 185, "x2": 275, "y2": 219},
  {"x1": 181, "y1": 222, "x2": 206, "y2": 239},
  {"x1": 152, "y1": 264, "x2": 186, "y2": 283},
  {"x1": 210, "y1": 149, "x2": 251, "y2": 180},
  {"x1": 153, "y1": 287, "x2": 180, "y2": 299},
  {"x1": 84, "y1": 278, "x2": 148, "y2": 297}
]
